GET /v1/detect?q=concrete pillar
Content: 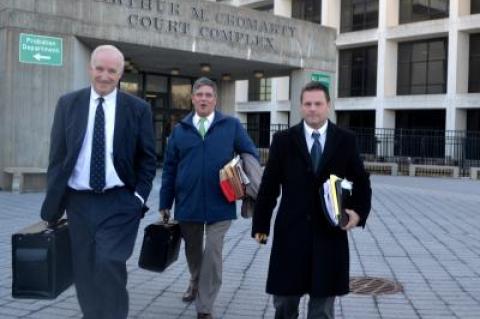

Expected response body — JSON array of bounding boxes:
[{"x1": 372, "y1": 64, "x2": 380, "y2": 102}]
[
  {"x1": 383, "y1": 0, "x2": 399, "y2": 27},
  {"x1": 217, "y1": 80, "x2": 236, "y2": 115},
  {"x1": 72, "y1": 38, "x2": 91, "y2": 88},
  {"x1": 322, "y1": 0, "x2": 341, "y2": 30},
  {"x1": 0, "y1": 29, "x2": 7, "y2": 188},
  {"x1": 375, "y1": 108, "x2": 396, "y2": 157},
  {"x1": 274, "y1": 0, "x2": 291, "y2": 17},
  {"x1": 235, "y1": 80, "x2": 248, "y2": 103},
  {"x1": 456, "y1": 0, "x2": 471, "y2": 16}
]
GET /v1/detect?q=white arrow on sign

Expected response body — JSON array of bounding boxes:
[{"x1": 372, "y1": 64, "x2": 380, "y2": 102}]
[{"x1": 33, "y1": 53, "x2": 51, "y2": 61}]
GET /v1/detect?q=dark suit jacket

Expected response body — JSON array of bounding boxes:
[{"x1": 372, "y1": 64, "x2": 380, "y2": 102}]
[
  {"x1": 41, "y1": 87, "x2": 157, "y2": 222},
  {"x1": 252, "y1": 120, "x2": 371, "y2": 297}
]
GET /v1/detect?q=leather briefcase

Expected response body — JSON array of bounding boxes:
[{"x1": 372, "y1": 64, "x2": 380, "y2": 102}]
[
  {"x1": 12, "y1": 219, "x2": 73, "y2": 299},
  {"x1": 138, "y1": 221, "x2": 181, "y2": 272}
]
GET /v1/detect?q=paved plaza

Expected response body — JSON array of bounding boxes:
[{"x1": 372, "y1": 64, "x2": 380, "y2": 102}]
[{"x1": 0, "y1": 175, "x2": 479, "y2": 319}]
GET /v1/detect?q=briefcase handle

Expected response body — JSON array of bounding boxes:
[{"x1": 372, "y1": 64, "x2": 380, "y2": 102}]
[{"x1": 45, "y1": 218, "x2": 68, "y2": 230}]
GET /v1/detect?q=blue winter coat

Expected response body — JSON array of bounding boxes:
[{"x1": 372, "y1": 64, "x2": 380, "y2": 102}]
[{"x1": 159, "y1": 111, "x2": 258, "y2": 223}]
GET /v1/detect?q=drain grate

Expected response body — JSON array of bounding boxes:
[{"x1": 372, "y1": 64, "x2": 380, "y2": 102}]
[{"x1": 349, "y1": 276, "x2": 403, "y2": 295}]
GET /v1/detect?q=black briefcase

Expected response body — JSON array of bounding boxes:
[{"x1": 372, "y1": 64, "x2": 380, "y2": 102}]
[
  {"x1": 138, "y1": 221, "x2": 181, "y2": 272},
  {"x1": 12, "y1": 219, "x2": 73, "y2": 299}
]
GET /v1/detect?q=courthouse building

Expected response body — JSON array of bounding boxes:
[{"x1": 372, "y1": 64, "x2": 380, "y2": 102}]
[{"x1": 1, "y1": 0, "x2": 480, "y2": 189}]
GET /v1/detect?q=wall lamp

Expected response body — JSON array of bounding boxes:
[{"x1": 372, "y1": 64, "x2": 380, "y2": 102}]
[
  {"x1": 221, "y1": 73, "x2": 232, "y2": 81},
  {"x1": 200, "y1": 63, "x2": 211, "y2": 73},
  {"x1": 253, "y1": 70, "x2": 264, "y2": 79}
]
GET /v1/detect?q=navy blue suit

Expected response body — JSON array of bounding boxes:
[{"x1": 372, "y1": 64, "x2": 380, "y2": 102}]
[{"x1": 40, "y1": 87, "x2": 156, "y2": 319}]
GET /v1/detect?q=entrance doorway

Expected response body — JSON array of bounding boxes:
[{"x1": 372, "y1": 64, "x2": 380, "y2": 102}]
[{"x1": 121, "y1": 72, "x2": 193, "y2": 164}]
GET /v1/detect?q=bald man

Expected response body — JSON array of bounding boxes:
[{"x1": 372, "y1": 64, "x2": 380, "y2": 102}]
[{"x1": 40, "y1": 45, "x2": 156, "y2": 319}]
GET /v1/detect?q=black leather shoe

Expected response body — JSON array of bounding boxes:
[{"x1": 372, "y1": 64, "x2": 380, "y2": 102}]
[
  {"x1": 182, "y1": 285, "x2": 197, "y2": 302},
  {"x1": 197, "y1": 313, "x2": 212, "y2": 319}
]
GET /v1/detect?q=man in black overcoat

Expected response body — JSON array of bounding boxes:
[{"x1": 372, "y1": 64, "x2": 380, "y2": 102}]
[{"x1": 252, "y1": 81, "x2": 371, "y2": 319}]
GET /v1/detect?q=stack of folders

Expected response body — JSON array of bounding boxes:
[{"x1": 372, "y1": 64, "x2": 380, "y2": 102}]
[
  {"x1": 321, "y1": 174, "x2": 353, "y2": 228},
  {"x1": 219, "y1": 155, "x2": 250, "y2": 202}
]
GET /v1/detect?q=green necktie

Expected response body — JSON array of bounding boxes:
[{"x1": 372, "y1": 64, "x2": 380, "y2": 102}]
[{"x1": 198, "y1": 117, "x2": 207, "y2": 139}]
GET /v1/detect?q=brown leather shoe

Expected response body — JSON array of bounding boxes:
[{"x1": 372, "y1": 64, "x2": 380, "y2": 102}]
[
  {"x1": 197, "y1": 313, "x2": 212, "y2": 319},
  {"x1": 182, "y1": 285, "x2": 197, "y2": 302}
]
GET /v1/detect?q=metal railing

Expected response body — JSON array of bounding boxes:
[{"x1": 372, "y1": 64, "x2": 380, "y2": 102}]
[
  {"x1": 244, "y1": 124, "x2": 480, "y2": 177},
  {"x1": 348, "y1": 128, "x2": 480, "y2": 177}
]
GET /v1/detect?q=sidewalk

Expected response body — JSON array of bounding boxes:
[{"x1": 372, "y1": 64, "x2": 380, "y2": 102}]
[{"x1": 0, "y1": 175, "x2": 479, "y2": 318}]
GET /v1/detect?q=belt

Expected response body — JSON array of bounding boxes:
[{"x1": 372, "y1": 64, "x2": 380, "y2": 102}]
[{"x1": 67, "y1": 186, "x2": 125, "y2": 194}]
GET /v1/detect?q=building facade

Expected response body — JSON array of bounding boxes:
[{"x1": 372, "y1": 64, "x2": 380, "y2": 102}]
[
  {"x1": 226, "y1": 0, "x2": 480, "y2": 171},
  {"x1": 2, "y1": 0, "x2": 480, "y2": 189},
  {"x1": 0, "y1": 0, "x2": 337, "y2": 189}
]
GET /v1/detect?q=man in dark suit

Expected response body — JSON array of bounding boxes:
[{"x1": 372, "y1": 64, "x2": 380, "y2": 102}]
[
  {"x1": 40, "y1": 45, "x2": 156, "y2": 319},
  {"x1": 252, "y1": 81, "x2": 371, "y2": 319}
]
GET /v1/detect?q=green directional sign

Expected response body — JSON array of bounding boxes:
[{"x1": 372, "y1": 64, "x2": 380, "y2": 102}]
[
  {"x1": 311, "y1": 72, "x2": 331, "y2": 89},
  {"x1": 19, "y1": 33, "x2": 63, "y2": 66}
]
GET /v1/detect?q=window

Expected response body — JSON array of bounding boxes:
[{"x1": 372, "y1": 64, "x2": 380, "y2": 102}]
[
  {"x1": 469, "y1": 34, "x2": 480, "y2": 92},
  {"x1": 341, "y1": 0, "x2": 378, "y2": 33},
  {"x1": 292, "y1": 0, "x2": 322, "y2": 24},
  {"x1": 472, "y1": 0, "x2": 480, "y2": 14},
  {"x1": 247, "y1": 113, "x2": 271, "y2": 148},
  {"x1": 248, "y1": 78, "x2": 272, "y2": 101},
  {"x1": 338, "y1": 46, "x2": 377, "y2": 97},
  {"x1": 399, "y1": 0, "x2": 449, "y2": 24},
  {"x1": 397, "y1": 38, "x2": 447, "y2": 95}
]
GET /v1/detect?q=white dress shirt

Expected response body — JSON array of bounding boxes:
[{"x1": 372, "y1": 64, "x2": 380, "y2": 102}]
[
  {"x1": 193, "y1": 112, "x2": 215, "y2": 134},
  {"x1": 303, "y1": 120, "x2": 328, "y2": 154},
  {"x1": 68, "y1": 88, "x2": 124, "y2": 191}
]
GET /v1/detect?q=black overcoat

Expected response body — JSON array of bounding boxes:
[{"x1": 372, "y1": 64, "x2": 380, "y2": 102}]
[{"x1": 252, "y1": 121, "x2": 371, "y2": 297}]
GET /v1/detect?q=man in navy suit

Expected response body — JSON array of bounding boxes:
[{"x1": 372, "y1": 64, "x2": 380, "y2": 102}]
[{"x1": 40, "y1": 45, "x2": 156, "y2": 319}]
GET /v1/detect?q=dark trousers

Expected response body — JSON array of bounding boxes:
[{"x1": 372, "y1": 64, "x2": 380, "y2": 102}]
[
  {"x1": 65, "y1": 187, "x2": 142, "y2": 319},
  {"x1": 273, "y1": 295, "x2": 335, "y2": 319}
]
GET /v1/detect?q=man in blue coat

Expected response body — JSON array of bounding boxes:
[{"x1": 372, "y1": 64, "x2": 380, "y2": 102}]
[{"x1": 159, "y1": 77, "x2": 258, "y2": 319}]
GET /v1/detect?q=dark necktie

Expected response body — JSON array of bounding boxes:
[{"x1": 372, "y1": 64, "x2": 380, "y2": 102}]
[
  {"x1": 311, "y1": 132, "x2": 322, "y2": 173},
  {"x1": 90, "y1": 97, "x2": 106, "y2": 192}
]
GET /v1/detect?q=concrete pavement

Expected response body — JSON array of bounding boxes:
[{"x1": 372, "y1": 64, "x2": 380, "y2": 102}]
[{"x1": 0, "y1": 175, "x2": 479, "y2": 318}]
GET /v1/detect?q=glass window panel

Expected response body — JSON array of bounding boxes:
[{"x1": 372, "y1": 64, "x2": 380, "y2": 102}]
[
  {"x1": 469, "y1": 35, "x2": 480, "y2": 92},
  {"x1": 427, "y1": 61, "x2": 445, "y2": 83},
  {"x1": 398, "y1": 44, "x2": 411, "y2": 63},
  {"x1": 411, "y1": 43, "x2": 428, "y2": 62},
  {"x1": 427, "y1": 84, "x2": 444, "y2": 94},
  {"x1": 397, "y1": 63, "x2": 411, "y2": 88},
  {"x1": 428, "y1": 40, "x2": 446, "y2": 59},
  {"x1": 146, "y1": 75, "x2": 168, "y2": 93},
  {"x1": 410, "y1": 84, "x2": 427, "y2": 94},
  {"x1": 400, "y1": 0, "x2": 449, "y2": 23},
  {"x1": 411, "y1": 62, "x2": 427, "y2": 85},
  {"x1": 473, "y1": 0, "x2": 480, "y2": 14},
  {"x1": 338, "y1": 46, "x2": 377, "y2": 97},
  {"x1": 341, "y1": 0, "x2": 378, "y2": 32},
  {"x1": 120, "y1": 72, "x2": 142, "y2": 96},
  {"x1": 171, "y1": 78, "x2": 192, "y2": 110}
]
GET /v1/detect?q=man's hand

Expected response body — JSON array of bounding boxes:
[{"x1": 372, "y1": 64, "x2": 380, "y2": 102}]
[
  {"x1": 254, "y1": 233, "x2": 268, "y2": 244},
  {"x1": 159, "y1": 209, "x2": 170, "y2": 223},
  {"x1": 341, "y1": 209, "x2": 360, "y2": 231}
]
